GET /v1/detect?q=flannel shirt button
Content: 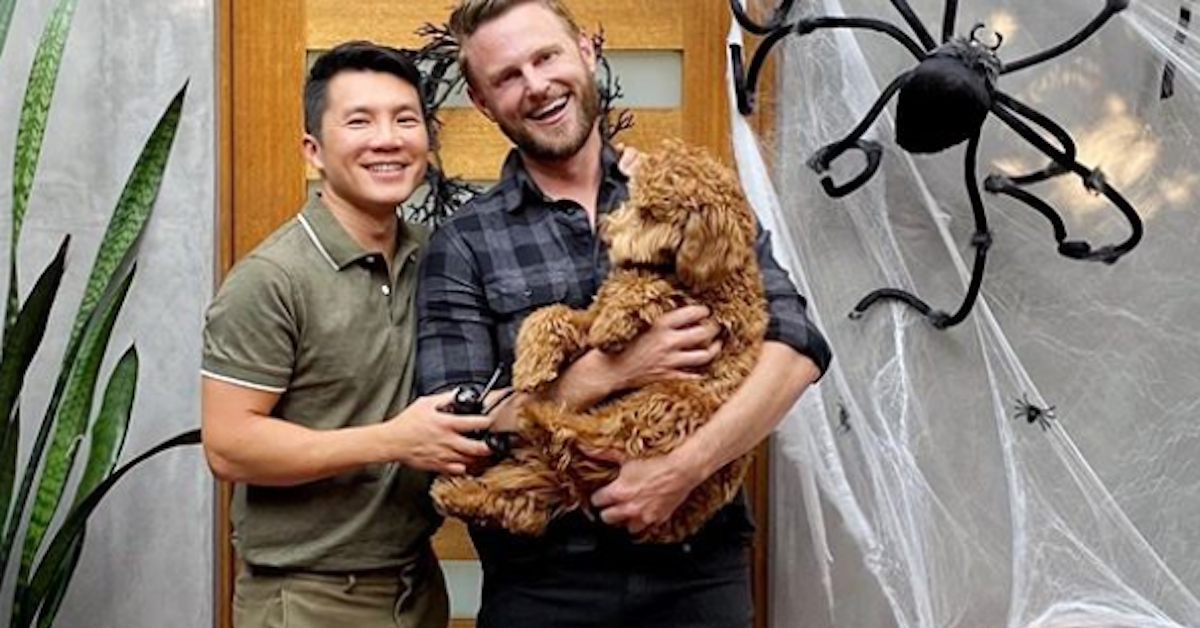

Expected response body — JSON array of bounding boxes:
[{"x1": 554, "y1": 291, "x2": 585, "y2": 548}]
[
  {"x1": 381, "y1": 285, "x2": 391, "y2": 296},
  {"x1": 523, "y1": 289, "x2": 532, "y2": 297}
]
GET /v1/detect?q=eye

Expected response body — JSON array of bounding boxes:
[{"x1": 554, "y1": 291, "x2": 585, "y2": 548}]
[
  {"x1": 397, "y1": 113, "x2": 422, "y2": 127},
  {"x1": 494, "y1": 69, "x2": 520, "y2": 89},
  {"x1": 535, "y1": 50, "x2": 558, "y2": 65},
  {"x1": 345, "y1": 117, "x2": 370, "y2": 128}
]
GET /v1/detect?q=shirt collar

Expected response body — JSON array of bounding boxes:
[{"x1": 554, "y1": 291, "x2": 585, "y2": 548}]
[
  {"x1": 498, "y1": 143, "x2": 629, "y2": 214},
  {"x1": 297, "y1": 193, "x2": 418, "y2": 271}
]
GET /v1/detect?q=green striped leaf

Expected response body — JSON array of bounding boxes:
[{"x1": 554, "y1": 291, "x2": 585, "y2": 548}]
[
  {"x1": 0, "y1": 237, "x2": 70, "y2": 530},
  {"x1": 0, "y1": 0, "x2": 17, "y2": 64},
  {"x1": 7, "y1": 0, "x2": 81, "y2": 331},
  {"x1": 18, "y1": 268, "x2": 134, "y2": 585},
  {"x1": 0, "y1": 416, "x2": 18, "y2": 542},
  {"x1": 21, "y1": 429, "x2": 200, "y2": 625},
  {"x1": 26, "y1": 531, "x2": 83, "y2": 628},
  {"x1": 0, "y1": 82, "x2": 188, "y2": 588},
  {"x1": 73, "y1": 346, "x2": 137, "y2": 504},
  {"x1": 66, "y1": 82, "x2": 188, "y2": 351}
]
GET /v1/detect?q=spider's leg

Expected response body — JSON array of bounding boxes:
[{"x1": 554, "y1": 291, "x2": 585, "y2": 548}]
[
  {"x1": 888, "y1": 0, "x2": 937, "y2": 50},
  {"x1": 729, "y1": 0, "x2": 799, "y2": 114},
  {"x1": 1001, "y1": 0, "x2": 1129, "y2": 75},
  {"x1": 793, "y1": 17, "x2": 927, "y2": 59},
  {"x1": 851, "y1": 132, "x2": 991, "y2": 329},
  {"x1": 732, "y1": 26, "x2": 794, "y2": 114},
  {"x1": 729, "y1": 0, "x2": 797, "y2": 35},
  {"x1": 733, "y1": 16, "x2": 925, "y2": 115},
  {"x1": 941, "y1": 0, "x2": 959, "y2": 43},
  {"x1": 990, "y1": 98, "x2": 1144, "y2": 263},
  {"x1": 983, "y1": 93, "x2": 1076, "y2": 253},
  {"x1": 808, "y1": 71, "x2": 909, "y2": 198}
]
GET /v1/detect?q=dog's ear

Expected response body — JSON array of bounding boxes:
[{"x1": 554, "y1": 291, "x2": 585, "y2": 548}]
[{"x1": 676, "y1": 193, "x2": 755, "y2": 290}]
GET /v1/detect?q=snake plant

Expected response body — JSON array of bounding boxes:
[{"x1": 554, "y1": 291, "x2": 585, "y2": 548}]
[{"x1": 0, "y1": 0, "x2": 199, "y2": 625}]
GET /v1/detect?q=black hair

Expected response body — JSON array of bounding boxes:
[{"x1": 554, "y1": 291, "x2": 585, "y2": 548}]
[{"x1": 303, "y1": 40, "x2": 428, "y2": 138}]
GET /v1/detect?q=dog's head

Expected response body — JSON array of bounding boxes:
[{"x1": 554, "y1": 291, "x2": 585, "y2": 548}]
[{"x1": 602, "y1": 140, "x2": 757, "y2": 290}]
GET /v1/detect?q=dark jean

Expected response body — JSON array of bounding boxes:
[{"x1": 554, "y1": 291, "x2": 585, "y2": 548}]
[{"x1": 474, "y1": 507, "x2": 754, "y2": 628}]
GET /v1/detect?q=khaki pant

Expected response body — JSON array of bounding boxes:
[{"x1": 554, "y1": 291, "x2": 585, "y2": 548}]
[{"x1": 233, "y1": 552, "x2": 449, "y2": 628}]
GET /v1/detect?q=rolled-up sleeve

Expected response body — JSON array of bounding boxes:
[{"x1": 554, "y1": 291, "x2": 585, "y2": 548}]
[
  {"x1": 755, "y1": 226, "x2": 833, "y2": 378},
  {"x1": 417, "y1": 221, "x2": 499, "y2": 394}
]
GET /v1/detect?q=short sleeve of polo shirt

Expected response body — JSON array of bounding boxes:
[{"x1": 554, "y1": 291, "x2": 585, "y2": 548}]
[{"x1": 202, "y1": 256, "x2": 298, "y2": 392}]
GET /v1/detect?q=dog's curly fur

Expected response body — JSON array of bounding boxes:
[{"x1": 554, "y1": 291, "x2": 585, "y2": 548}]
[{"x1": 431, "y1": 140, "x2": 768, "y2": 543}]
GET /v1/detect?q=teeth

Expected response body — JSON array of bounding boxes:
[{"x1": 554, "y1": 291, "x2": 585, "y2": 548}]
[
  {"x1": 532, "y1": 97, "x2": 568, "y2": 119},
  {"x1": 367, "y1": 164, "x2": 404, "y2": 172}
]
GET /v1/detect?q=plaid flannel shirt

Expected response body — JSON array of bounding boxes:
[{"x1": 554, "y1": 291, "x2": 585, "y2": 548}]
[{"x1": 417, "y1": 146, "x2": 831, "y2": 395}]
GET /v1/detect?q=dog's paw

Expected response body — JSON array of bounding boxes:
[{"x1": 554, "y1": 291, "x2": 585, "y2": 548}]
[
  {"x1": 513, "y1": 304, "x2": 587, "y2": 391},
  {"x1": 588, "y1": 309, "x2": 646, "y2": 353}
]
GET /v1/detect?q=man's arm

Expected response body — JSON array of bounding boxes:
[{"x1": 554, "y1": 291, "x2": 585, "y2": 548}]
[
  {"x1": 486, "y1": 305, "x2": 721, "y2": 430},
  {"x1": 592, "y1": 224, "x2": 831, "y2": 533},
  {"x1": 201, "y1": 378, "x2": 492, "y2": 486},
  {"x1": 590, "y1": 341, "x2": 819, "y2": 532}
]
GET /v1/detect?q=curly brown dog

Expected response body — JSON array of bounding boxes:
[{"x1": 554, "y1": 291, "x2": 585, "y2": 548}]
[{"x1": 431, "y1": 140, "x2": 768, "y2": 543}]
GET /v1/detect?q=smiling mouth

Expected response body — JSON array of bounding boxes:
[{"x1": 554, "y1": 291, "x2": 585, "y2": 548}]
[
  {"x1": 365, "y1": 163, "x2": 407, "y2": 173},
  {"x1": 529, "y1": 96, "x2": 569, "y2": 122}
]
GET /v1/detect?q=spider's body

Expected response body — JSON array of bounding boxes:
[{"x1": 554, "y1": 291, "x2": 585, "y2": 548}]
[
  {"x1": 896, "y1": 36, "x2": 999, "y2": 153},
  {"x1": 732, "y1": 0, "x2": 1143, "y2": 329}
]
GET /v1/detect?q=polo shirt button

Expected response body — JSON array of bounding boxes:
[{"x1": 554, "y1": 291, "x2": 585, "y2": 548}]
[{"x1": 381, "y1": 285, "x2": 391, "y2": 296}]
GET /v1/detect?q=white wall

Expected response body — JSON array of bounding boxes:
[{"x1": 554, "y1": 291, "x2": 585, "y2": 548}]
[{"x1": 0, "y1": 0, "x2": 214, "y2": 626}]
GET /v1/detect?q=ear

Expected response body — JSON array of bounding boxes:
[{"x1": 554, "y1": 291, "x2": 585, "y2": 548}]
[
  {"x1": 302, "y1": 133, "x2": 324, "y2": 172},
  {"x1": 466, "y1": 85, "x2": 496, "y2": 123},
  {"x1": 578, "y1": 32, "x2": 597, "y2": 74},
  {"x1": 676, "y1": 197, "x2": 754, "y2": 290}
]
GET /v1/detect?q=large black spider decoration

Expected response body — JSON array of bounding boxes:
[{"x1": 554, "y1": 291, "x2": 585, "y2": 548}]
[
  {"x1": 730, "y1": 0, "x2": 1145, "y2": 329},
  {"x1": 405, "y1": 24, "x2": 633, "y2": 225}
]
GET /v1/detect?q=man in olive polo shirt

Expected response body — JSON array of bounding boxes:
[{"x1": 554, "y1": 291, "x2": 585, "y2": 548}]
[{"x1": 201, "y1": 42, "x2": 493, "y2": 628}]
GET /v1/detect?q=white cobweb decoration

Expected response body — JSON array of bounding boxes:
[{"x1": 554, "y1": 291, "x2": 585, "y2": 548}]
[{"x1": 727, "y1": 1, "x2": 1200, "y2": 627}]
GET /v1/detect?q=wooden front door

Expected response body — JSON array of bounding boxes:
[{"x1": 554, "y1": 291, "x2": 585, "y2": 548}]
[{"x1": 218, "y1": 2, "x2": 766, "y2": 627}]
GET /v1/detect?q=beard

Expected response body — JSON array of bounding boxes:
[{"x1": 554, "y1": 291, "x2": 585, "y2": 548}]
[{"x1": 498, "y1": 82, "x2": 601, "y2": 161}]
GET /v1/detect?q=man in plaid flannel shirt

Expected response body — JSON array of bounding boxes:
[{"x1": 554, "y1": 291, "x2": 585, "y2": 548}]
[{"x1": 417, "y1": 2, "x2": 832, "y2": 627}]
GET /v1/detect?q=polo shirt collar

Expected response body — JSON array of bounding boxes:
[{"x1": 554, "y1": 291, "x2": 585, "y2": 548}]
[
  {"x1": 297, "y1": 193, "x2": 417, "y2": 271},
  {"x1": 498, "y1": 143, "x2": 628, "y2": 214}
]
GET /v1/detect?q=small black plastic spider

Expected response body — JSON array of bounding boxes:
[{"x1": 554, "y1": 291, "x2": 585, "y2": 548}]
[
  {"x1": 730, "y1": 0, "x2": 1144, "y2": 329},
  {"x1": 837, "y1": 402, "x2": 852, "y2": 434},
  {"x1": 1012, "y1": 393, "x2": 1056, "y2": 430}
]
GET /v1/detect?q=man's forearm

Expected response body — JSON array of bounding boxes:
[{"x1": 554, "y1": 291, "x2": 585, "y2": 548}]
[
  {"x1": 203, "y1": 416, "x2": 393, "y2": 486},
  {"x1": 671, "y1": 341, "x2": 820, "y2": 479}
]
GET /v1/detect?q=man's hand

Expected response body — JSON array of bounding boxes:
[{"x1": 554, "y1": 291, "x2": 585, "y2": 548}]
[
  {"x1": 589, "y1": 449, "x2": 704, "y2": 535},
  {"x1": 615, "y1": 142, "x2": 642, "y2": 178},
  {"x1": 610, "y1": 305, "x2": 722, "y2": 390},
  {"x1": 386, "y1": 392, "x2": 494, "y2": 474},
  {"x1": 544, "y1": 305, "x2": 721, "y2": 411}
]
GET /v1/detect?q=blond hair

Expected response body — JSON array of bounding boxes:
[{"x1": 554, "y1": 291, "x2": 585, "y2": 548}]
[{"x1": 448, "y1": 0, "x2": 583, "y2": 85}]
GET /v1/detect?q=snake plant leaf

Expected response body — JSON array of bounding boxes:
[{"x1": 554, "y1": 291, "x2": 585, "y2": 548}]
[
  {"x1": 17, "y1": 267, "x2": 134, "y2": 585},
  {"x1": 73, "y1": 346, "x2": 136, "y2": 504},
  {"x1": 21, "y1": 429, "x2": 200, "y2": 623},
  {"x1": 0, "y1": 237, "x2": 68, "y2": 447},
  {"x1": 0, "y1": 81, "x2": 187, "y2": 584},
  {"x1": 0, "y1": 0, "x2": 17, "y2": 65},
  {"x1": 21, "y1": 532, "x2": 83, "y2": 628},
  {"x1": 64, "y1": 81, "x2": 188, "y2": 354},
  {"x1": 0, "y1": 417, "x2": 17, "y2": 540},
  {"x1": 0, "y1": 237, "x2": 70, "y2": 530},
  {"x1": 7, "y1": 0, "x2": 82, "y2": 331}
]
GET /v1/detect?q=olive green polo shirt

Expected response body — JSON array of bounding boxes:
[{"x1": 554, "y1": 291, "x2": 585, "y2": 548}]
[{"x1": 202, "y1": 194, "x2": 437, "y2": 571}]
